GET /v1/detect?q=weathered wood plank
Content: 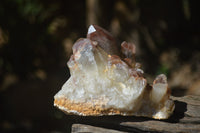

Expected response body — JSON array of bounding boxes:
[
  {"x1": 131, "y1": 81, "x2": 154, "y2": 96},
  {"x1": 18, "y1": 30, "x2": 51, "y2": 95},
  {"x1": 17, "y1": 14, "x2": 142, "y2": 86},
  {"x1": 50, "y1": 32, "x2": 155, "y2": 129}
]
[
  {"x1": 72, "y1": 124, "x2": 127, "y2": 133},
  {"x1": 71, "y1": 95, "x2": 200, "y2": 133},
  {"x1": 172, "y1": 95, "x2": 200, "y2": 117},
  {"x1": 121, "y1": 95, "x2": 200, "y2": 133},
  {"x1": 121, "y1": 120, "x2": 200, "y2": 133}
]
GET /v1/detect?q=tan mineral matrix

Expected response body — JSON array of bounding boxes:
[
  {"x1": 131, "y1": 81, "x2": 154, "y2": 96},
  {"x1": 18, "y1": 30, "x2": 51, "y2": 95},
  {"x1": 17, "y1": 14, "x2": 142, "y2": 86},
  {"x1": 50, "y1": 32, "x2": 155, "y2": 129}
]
[{"x1": 54, "y1": 25, "x2": 174, "y2": 119}]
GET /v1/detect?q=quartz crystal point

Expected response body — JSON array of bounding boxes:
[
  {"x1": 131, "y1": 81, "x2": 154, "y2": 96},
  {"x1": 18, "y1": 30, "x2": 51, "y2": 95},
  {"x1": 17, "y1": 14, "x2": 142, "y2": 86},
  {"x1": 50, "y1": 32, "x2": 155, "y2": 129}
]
[{"x1": 54, "y1": 25, "x2": 175, "y2": 119}]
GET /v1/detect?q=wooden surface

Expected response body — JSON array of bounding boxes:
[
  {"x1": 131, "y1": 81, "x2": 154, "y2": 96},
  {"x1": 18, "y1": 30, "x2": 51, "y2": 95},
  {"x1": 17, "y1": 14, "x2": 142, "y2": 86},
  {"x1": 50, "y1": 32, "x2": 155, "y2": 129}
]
[
  {"x1": 72, "y1": 124, "x2": 127, "y2": 133},
  {"x1": 71, "y1": 95, "x2": 200, "y2": 133}
]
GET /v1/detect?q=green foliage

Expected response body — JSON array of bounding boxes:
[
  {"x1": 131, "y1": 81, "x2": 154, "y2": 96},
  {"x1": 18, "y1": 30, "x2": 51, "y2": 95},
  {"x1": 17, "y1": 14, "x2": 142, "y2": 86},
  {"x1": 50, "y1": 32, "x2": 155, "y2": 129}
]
[
  {"x1": 16, "y1": 0, "x2": 43, "y2": 16},
  {"x1": 157, "y1": 64, "x2": 169, "y2": 76},
  {"x1": 0, "y1": 0, "x2": 52, "y2": 78}
]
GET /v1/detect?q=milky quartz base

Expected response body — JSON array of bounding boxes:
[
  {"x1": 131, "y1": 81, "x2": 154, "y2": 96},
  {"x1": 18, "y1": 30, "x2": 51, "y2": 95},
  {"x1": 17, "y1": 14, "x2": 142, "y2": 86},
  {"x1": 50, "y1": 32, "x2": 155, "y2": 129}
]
[{"x1": 54, "y1": 25, "x2": 175, "y2": 119}]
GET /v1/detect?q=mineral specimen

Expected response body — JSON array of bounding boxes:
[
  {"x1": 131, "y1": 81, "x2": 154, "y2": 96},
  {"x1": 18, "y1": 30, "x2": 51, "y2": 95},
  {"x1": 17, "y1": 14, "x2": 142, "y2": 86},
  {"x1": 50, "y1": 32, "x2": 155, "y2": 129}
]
[{"x1": 54, "y1": 25, "x2": 175, "y2": 119}]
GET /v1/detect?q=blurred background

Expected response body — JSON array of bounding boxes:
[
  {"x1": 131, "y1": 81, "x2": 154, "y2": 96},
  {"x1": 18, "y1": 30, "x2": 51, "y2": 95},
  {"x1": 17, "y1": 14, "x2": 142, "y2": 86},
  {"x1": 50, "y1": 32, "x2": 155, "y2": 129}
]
[{"x1": 0, "y1": 0, "x2": 200, "y2": 132}]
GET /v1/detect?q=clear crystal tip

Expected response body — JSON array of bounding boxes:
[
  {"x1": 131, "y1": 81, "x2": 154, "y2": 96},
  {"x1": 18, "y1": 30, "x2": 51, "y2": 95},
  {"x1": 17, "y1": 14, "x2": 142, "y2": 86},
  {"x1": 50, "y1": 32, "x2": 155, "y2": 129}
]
[{"x1": 88, "y1": 25, "x2": 96, "y2": 35}]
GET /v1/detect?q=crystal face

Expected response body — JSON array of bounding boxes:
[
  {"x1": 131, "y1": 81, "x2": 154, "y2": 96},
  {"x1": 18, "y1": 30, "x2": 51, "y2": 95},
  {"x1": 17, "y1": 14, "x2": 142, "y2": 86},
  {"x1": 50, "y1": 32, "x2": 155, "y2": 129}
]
[{"x1": 54, "y1": 25, "x2": 174, "y2": 119}]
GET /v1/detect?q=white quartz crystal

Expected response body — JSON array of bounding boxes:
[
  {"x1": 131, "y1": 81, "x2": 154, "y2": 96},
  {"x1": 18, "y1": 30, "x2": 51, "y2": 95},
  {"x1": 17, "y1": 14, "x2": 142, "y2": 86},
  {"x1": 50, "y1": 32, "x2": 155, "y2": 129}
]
[
  {"x1": 54, "y1": 25, "x2": 174, "y2": 119},
  {"x1": 88, "y1": 25, "x2": 96, "y2": 34}
]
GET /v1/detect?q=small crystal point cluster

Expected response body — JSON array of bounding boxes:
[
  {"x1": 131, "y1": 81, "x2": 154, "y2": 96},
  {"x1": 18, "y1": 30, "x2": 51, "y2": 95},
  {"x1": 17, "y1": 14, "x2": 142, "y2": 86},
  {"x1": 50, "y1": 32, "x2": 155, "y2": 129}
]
[{"x1": 54, "y1": 25, "x2": 174, "y2": 119}]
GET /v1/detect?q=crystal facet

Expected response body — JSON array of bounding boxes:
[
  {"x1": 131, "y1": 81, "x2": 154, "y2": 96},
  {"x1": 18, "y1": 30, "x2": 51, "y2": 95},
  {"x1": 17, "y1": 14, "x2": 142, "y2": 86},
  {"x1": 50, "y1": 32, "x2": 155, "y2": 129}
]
[{"x1": 54, "y1": 25, "x2": 174, "y2": 119}]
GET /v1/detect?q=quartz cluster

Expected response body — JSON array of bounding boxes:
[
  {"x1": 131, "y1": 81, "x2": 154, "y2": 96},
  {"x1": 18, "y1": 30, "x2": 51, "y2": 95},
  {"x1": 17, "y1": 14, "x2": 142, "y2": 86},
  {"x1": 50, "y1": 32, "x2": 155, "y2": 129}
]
[{"x1": 54, "y1": 25, "x2": 175, "y2": 119}]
